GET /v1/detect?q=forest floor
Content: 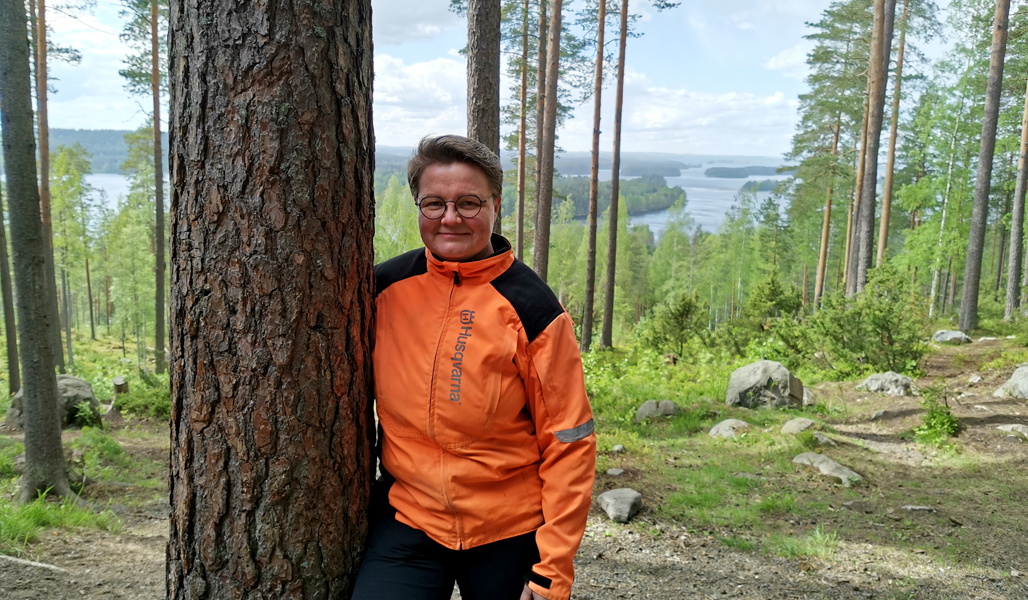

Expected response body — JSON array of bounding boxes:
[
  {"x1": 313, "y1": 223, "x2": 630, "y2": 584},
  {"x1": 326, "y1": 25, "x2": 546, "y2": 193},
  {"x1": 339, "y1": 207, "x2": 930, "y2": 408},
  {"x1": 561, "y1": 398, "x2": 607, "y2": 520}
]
[{"x1": 1, "y1": 338, "x2": 1027, "y2": 599}]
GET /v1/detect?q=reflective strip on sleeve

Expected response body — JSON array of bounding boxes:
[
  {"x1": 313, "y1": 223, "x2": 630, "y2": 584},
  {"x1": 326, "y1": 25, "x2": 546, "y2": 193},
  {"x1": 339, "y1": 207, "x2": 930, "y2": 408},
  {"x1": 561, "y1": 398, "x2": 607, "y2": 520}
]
[{"x1": 553, "y1": 418, "x2": 594, "y2": 443}]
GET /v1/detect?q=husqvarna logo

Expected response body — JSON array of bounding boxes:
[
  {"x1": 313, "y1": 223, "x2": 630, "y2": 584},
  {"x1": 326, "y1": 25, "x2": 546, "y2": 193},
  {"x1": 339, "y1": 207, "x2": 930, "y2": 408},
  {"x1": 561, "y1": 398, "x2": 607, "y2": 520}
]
[{"x1": 450, "y1": 311, "x2": 475, "y2": 402}]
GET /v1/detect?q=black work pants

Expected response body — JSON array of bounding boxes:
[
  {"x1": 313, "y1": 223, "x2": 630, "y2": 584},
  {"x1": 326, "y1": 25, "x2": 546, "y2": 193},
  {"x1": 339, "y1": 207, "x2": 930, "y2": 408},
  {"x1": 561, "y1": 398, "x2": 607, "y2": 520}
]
[{"x1": 351, "y1": 512, "x2": 540, "y2": 600}]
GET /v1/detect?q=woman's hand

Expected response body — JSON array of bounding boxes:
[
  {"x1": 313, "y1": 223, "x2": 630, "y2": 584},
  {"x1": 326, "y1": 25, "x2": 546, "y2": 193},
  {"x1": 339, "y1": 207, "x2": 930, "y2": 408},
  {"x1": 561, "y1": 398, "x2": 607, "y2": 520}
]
[{"x1": 519, "y1": 584, "x2": 547, "y2": 600}]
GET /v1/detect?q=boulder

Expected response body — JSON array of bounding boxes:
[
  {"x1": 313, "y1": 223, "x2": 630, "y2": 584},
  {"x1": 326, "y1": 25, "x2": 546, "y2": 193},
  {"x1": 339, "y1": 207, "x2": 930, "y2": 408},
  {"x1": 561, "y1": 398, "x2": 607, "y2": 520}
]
[
  {"x1": 855, "y1": 372, "x2": 918, "y2": 397},
  {"x1": 978, "y1": 337, "x2": 998, "y2": 342},
  {"x1": 6, "y1": 375, "x2": 101, "y2": 430},
  {"x1": 781, "y1": 418, "x2": 817, "y2": 434},
  {"x1": 967, "y1": 374, "x2": 983, "y2": 386},
  {"x1": 597, "y1": 488, "x2": 643, "y2": 523},
  {"x1": 606, "y1": 468, "x2": 625, "y2": 477},
  {"x1": 725, "y1": 360, "x2": 804, "y2": 409},
  {"x1": 793, "y1": 452, "x2": 862, "y2": 487},
  {"x1": 993, "y1": 366, "x2": 1028, "y2": 399},
  {"x1": 802, "y1": 387, "x2": 816, "y2": 407},
  {"x1": 611, "y1": 444, "x2": 625, "y2": 454},
  {"x1": 932, "y1": 330, "x2": 971, "y2": 344},
  {"x1": 709, "y1": 419, "x2": 751, "y2": 439},
  {"x1": 813, "y1": 432, "x2": 837, "y2": 447},
  {"x1": 633, "y1": 399, "x2": 682, "y2": 423},
  {"x1": 997, "y1": 424, "x2": 1028, "y2": 438}
]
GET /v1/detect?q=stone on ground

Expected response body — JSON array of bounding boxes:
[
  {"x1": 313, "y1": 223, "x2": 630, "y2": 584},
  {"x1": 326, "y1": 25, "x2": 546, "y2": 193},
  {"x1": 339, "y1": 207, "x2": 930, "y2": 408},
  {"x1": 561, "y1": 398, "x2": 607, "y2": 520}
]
[
  {"x1": 932, "y1": 330, "x2": 971, "y2": 344},
  {"x1": 978, "y1": 337, "x2": 997, "y2": 342},
  {"x1": 633, "y1": 399, "x2": 682, "y2": 423},
  {"x1": 967, "y1": 374, "x2": 983, "y2": 386},
  {"x1": 870, "y1": 410, "x2": 886, "y2": 421},
  {"x1": 6, "y1": 374, "x2": 101, "y2": 430},
  {"x1": 792, "y1": 452, "x2": 862, "y2": 486},
  {"x1": 709, "y1": 419, "x2": 751, "y2": 439},
  {"x1": 814, "y1": 432, "x2": 837, "y2": 446},
  {"x1": 855, "y1": 372, "x2": 917, "y2": 396},
  {"x1": 597, "y1": 488, "x2": 643, "y2": 523},
  {"x1": 611, "y1": 444, "x2": 625, "y2": 453},
  {"x1": 993, "y1": 366, "x2": 1028, "y2": 399},
  {"x1": 803, "y1": 387, "x2": 816, "y2": 406},
  {"x1": 781, "y1": 418, "x2": 816, "y2": 434},
  {"x1": 997, "y1": 424, "x2": 1028, "y2": 438},
  {"x1": 725, "y1": 360, "x2": 804, "y2": 408},
  {"x1": 606, "y1": 468, "x2": 625, "y2": 477},
  {"x1": 843, "y1": 500, "x2": 873, "y2": 514}
]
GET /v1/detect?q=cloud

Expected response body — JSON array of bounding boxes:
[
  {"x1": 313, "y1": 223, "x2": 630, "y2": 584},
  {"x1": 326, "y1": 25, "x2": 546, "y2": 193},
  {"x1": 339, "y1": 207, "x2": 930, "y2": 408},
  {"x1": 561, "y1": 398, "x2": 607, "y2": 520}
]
[
  {"x1": 730, "y1": 12, "x2": 755, "y2": 31},
  {"x1": 373, "y1": 55, "x2": 467, "y2": 146},
  {"x1": 764, "y1": 40, "x2": 814, "y2": 81},
  {"x1": 372, "y1": 0, "x2": 462, "y2": 47}
]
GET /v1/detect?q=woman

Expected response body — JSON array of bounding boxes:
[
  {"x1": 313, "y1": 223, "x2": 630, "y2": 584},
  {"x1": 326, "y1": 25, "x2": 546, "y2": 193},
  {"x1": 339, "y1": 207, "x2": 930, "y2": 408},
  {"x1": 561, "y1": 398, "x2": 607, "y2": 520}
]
[{"x1": 352, "y1": 135, "x2": 596, "y2": 600}]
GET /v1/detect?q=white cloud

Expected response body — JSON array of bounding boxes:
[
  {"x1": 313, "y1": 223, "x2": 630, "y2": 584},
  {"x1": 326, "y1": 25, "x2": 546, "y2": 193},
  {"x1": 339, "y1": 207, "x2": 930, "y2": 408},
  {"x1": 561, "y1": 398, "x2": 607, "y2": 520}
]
[
  {"x1": 372, "y1": 0, "x2": 462, "y2": 47},
  {"x1": 730, "y1": 12, "x2": 755, "y2": 31},
  {"x1": 764, "y1": 40, "x2": 814, "y2": 81},
  {"x1": 373, "y1": 55, "x2": 467, "y2": 146}
]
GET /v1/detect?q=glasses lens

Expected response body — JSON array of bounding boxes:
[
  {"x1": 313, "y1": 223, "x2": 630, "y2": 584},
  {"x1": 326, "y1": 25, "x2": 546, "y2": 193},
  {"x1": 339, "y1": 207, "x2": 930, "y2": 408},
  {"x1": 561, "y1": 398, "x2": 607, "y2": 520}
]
[
  {"x1": 456, "y1": 196, "x2": 484, "y2": 218},
  {"x1": 419, "y1": 199, "x2": 446, "y2": 219}
]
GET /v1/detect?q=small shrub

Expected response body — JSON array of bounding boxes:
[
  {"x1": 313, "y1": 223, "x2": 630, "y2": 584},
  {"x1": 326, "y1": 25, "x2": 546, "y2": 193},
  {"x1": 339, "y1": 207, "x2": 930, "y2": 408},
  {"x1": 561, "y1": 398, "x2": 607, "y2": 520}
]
[
  {"x1": 0, "y1": 492, "x2": 120, "y2": 554},
  {"x1": 773, "y1": 525, "x2": 839, "y2": 558},
  {"x1": 0, "y1": 441, "x2": 24, "y2": 480},
  {"x1": 913, "y1": 386, "x2": 959, "y2": 446},
  {"x1": 73, "y1": 401, "x2": 102, "y2": 428},
  {"x1": 757, "y1": 492, "x2": 797, "y2": 514},
  {"x1": 115, "y1": 373, "x2": 171, "y2": 419}
]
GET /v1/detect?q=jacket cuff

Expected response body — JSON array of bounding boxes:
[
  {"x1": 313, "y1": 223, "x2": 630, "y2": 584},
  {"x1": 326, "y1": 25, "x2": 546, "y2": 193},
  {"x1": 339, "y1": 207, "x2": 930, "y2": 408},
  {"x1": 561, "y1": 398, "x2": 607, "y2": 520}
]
[{"x1": 525, "y1": 569, "x2": 568, "y2": 600}]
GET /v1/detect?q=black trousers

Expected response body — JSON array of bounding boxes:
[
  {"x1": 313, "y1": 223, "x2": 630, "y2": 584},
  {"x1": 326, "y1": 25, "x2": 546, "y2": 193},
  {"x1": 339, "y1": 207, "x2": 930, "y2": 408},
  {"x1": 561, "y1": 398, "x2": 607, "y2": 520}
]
[{"x1": 351, "y1": 512, "x2": 540, "y2": 600}]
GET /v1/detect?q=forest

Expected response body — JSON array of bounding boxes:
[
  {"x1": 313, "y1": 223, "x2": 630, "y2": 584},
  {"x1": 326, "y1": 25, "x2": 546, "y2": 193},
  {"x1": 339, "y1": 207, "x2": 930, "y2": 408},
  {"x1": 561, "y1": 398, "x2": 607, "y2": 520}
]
[{"x1": 1, "y1": 0, "x2": 1028, "y2": 598}]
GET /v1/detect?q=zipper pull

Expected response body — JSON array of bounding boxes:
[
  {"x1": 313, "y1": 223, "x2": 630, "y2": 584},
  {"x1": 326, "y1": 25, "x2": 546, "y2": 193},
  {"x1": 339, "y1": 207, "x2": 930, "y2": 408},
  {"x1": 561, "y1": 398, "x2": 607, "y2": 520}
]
[{"x1": 453, "y1": 271, "x2": 461, "y2": 285}]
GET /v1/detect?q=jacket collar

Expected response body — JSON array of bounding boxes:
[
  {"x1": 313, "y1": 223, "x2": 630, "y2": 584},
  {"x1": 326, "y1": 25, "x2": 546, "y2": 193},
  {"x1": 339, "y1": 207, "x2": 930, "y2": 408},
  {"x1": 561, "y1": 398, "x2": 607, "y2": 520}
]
[{"x1": 425, "y1": 234, "x2": 515, "y2": 283}]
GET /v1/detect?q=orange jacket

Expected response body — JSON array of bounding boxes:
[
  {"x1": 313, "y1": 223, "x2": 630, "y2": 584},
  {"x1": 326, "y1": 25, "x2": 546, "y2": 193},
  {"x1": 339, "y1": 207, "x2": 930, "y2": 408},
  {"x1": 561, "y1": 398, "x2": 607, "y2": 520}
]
[{"x1": 373, "y1": 235, "x2": 596, "y2": 600}]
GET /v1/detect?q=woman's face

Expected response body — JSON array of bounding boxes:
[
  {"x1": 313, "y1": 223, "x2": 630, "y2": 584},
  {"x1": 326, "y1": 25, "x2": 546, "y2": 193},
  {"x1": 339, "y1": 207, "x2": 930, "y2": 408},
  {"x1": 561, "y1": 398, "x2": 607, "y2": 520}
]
[{"x1": 417, "y1": 162, "x2": 501, "y2": 262}]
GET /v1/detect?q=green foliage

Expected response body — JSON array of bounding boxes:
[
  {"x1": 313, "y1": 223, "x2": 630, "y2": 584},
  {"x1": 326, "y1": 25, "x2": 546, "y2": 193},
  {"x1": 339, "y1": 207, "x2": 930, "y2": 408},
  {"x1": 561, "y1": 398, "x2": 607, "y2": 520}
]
[
  {"x1": 0, "y1": 492, "x2": 121, "y2": 555},
  {"x1": 374, "y1": 176, "x2": 421, "y2": 262},
  {"x1": 0, "y1": 441, "x2": 23, "y2": 480},
  {"x1": 552, "y1": 174, "x2": 688, "y2": 218},
  {"x1": 771, "y1": 525, "x2": 839, "y2": 558},
  {"x1": 745, "y1": 272, "x2": 803, "y2": 324},
  {"x1": 72, "y1": 427, "x2": 130, "y2": 475},
  {"x1": 115, "y1": 372, "x2": 171, "y2": 419},
  {"x1": 73, "y1": 401, "x2": 102, "y2": 428},
  {"x1": 913, "y1": 386, "x2": 960, "y2": 446},
  {"x1": 638, "y1": 291, "x2": 707, "y2": 356}
]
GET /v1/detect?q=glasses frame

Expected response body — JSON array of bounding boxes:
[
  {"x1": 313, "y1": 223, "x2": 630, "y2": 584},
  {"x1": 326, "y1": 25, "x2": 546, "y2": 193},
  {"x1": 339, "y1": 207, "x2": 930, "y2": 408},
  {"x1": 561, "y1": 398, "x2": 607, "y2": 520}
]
[{"x1": 415, "y1": 194, "x2": 494, "y2": 220}]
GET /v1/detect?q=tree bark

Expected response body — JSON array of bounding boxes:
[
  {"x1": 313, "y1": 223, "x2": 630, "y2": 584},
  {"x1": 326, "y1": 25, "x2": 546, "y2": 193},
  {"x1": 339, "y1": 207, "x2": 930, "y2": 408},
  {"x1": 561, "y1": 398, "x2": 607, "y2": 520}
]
[
  {"x1": 532, "y1": 0, "x2": 562, "y2": 282},
  {"x1": 166, "y1": 0, "x2": 376, "y2": 597},
  {"x1": 85, "y1": 256, "x2": 95, "y2": 340},
  {"x1": 0, "y1": 184, "x2": 21, "y2": 396},
  {"x1": 844, "y1": 81, "x2": 870, "y2": 294},
  {"x1": 533, "y1": 0, "x2": 548, "y2": 251},
  {"x1": 994, "y1": 168, "x2": 1011, "y2": 296},
  {"x1": 581, "y1": 0, "x2": 606, "y2": 353},
  {"x1": 62, "y1": 269, "x2": 73, "y2": 368},
  {"x1": 467, "y1": 0, "x2": 502, "y2": 235},
  {"x1": 0, "y1": 0, "x2": 72, "y2": 503},
  {"x1": 876, "y1": 0, "x2": 909, "y2": 267},
  {"x1": 814, "y1": 116, "x2": 841, "y2": 308},
  {"x1": 152, "y1": 0, "x2": 166, "y2": 374},
  {"x1": 960, "y1": 0, "x2": 1010, "y2": 332},
  {"x1": 1005, "y1": 79, "x2": 1028, "y2": 320},
  {"x1": 601, "y1": 0, "x2": 628, "y2": 348},
  {"x1": 854, "y1": 0, "x2": 897, "y2": 292},
  {"x1": 515, "y1": 0, "x2": 530, "y2": 260}
]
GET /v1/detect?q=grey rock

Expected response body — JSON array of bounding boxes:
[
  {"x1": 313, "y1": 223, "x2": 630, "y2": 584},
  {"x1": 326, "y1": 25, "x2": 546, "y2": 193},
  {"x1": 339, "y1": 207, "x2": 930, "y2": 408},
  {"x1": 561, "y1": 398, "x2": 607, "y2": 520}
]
[
  {"x1": 814, "y1": 432, "x2": 837, "y2": 446},
  {"x1": 900, "y1": 505, "x2": 938, "y2": 513},
  {"x1": 792, "y1": 452, "x2": 862, "y2": 486},
  {"x1": 606, "y1": 468, "x2": 625, "y2": 476},
  {"x1": 855, "y1": 372, "x2": 918, "y2": 397},
  {"x1": 843, "y1": 500, "x2": 873, "y2": 514},
  {"x1": 709, "y1": 419, "x2": 751, "y2": 439},
  {"x1": 781, "y1": 418, "x2": 817, "y2": 434},
  {"x1": 932, "y1": 330, "x2": 971, "y2": 344},
  {"x1": 634, "y1": 401, "x2": 661, "y2": 423},
  {"x1": 1006, "y1": 435, "x2": 1024, "y2": 443},
  {"x1": 997, "y1": 424, "x2": 1028, "y2": 438},
  {"x1": 803, "y1": 387, "x2": 816, "y2": 407},
  {"x1": 968, "y1": 374, "x2": 983, "y2": 386},
  {"x1": 6, "y1": 375, "x2": 101, "y2": 430},
  {"x1": 993, "y1": 366, "x2": 1028, "y2": 399},
  {"x1": 725, "y1": 360, "x2": 804, "y2": 409},
  {"x1": 597, "y1": 488, "x2": 643, "y2": 523},
  {"x1": 870, "y1": 410, "x2": 886, "y2": 421},
  {"x1": 734, "y1": 472, "x2": 763, "y2": 481},
  {"x1": 657, "y1": 400, "x2": 681, "y2": 417},
  {"x1": 978, "y1": 337, "x2": 998, "y2": 342},
  {"x1": 611, "y1": 444, "x2": 625, "y2": 453}
]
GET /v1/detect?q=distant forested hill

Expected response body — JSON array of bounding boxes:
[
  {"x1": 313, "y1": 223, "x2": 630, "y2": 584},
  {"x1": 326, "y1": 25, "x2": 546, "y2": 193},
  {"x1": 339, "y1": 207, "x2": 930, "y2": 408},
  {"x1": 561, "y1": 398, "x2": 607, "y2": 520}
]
[
  {"x1": 704, "y1": 166, "x2": 784, "y2": 178},
  {"x1": 50, "y1": 129, "x2": 169, "y2": 174}
]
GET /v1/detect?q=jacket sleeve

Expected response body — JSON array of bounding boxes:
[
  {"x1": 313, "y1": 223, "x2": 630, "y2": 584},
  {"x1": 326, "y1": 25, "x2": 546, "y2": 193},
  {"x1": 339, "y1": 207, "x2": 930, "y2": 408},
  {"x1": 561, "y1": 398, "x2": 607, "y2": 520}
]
[{"x1": 523, "y1": 311, "x2": 596, "y2": 600}]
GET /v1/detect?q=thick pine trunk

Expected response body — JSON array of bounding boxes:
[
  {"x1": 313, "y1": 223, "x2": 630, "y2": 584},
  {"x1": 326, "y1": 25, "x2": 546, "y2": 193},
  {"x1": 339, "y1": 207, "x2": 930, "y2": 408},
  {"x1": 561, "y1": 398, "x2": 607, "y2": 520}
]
[
  {"x1": 515, "y1": 0, "x2": 530, "y2": 260},
  {"x1": 467, "y1": 0, "x2": 502, "y2": 234},
  {"x1": 876, "y1": 0, "x2": 909, "y2": 266},
  {"x1": 166, "y1": 0, "x2": 376, "y2": 596},
  {"x1": 994, "y1": 179, "x2": 1011, "y2": 295},
  {"x1": 532, "y1": 0, "x2": 563, "y2": 282},
  {"x1": 854, "y1": 0, "x2": 897, "y2": 292},
  {"x1": 152, "y1": 0, "x2": 166, "y2": 374},
  {"x1": 0, "y1": 185, "x2": 20, "y2": 396},
  {"x1": 814, "y1": 117, "x2": 841, "y2": 308},
  {"x1": 601, "y1": 0, "x2": 628, "y2": 348},
  {"x1": 581, "y1": 0, "x2": 606, "y2": 353},
  {"x1": 1005, "y1": 79, "x2": 1028, "y2": 320},
  {"x1": 0, "y1": 0, "x2": 72, "y2": 503},
  {"x1": 961, "y1": 0, "x2": 1011, "y2": 331}
]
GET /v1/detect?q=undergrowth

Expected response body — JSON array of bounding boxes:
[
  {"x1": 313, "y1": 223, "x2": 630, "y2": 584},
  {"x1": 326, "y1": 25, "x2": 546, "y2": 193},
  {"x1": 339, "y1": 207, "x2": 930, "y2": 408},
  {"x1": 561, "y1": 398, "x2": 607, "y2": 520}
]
[{"x1": 0, "y1": 491, "x2": 121, "y2": 555}]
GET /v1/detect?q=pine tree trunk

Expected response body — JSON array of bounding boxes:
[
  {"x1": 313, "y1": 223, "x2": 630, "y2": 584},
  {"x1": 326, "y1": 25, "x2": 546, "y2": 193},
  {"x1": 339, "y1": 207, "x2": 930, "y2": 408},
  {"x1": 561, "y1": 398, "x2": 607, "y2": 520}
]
[
  {"x1": 961, "y1": 0, "x2": 1011, "y2": 331},
  {"x1": 515, "y1": 0, "x2": 530, "y2": 260},
  {"x1": 0, "y1": 0, "x2": 73, "y2": 503},
  {"x1": 62, "y1": 269, "x2": 73, "y2": 368},
  {"x1": 33, "y1": 0, "x2": 65, "y2": 374},
  {"x1": 152, "y1": 0, "x2": 166, "y2": 374},
  {"x1": 876, "y1": 0, "x2": 909, "y2": 267},
  {"x1": 533, "y1": 0, "x2": 548, "y2": 246},
  {"x1": 581, "y1": 0, "x2": 606, "y2": 353},
  {"x1": 814, "y1": 116, "x2": 841, "y2": 308},
  {"x1": 85, "y1": 257, "x2": 95, "y2": 340},
  {"x1": 467, "y1": 0, "x2": 502, "y2": 235},
  {"x1": 166, "y1": 0, "x2": 376, "y2": 597},
  {"x1": 854, "y1": 0, "x2": 897, "y2": 292},
  {"x1": 601, "y1": 0, "x2": 628, "y2": 348},
  {"x1": 994, "y1": 179, "x2": 1011, "y2": 295},
  {"x1": 532, "y1": 0, "x2": 563, "y2": 281},
  {"x1": 845, "y1": 84, "x2": 870, "y2": 293},
  {"x1": 1005, "y1": 79, "x2": 1028, "y2": 320},
  {"x1": 0, "y1": 184, "x2": 21, "y2": 396}
]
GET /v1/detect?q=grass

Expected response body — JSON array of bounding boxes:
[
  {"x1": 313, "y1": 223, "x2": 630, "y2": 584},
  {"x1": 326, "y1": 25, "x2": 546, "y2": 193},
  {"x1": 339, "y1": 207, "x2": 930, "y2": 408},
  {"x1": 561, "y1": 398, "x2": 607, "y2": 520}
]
[
  {"x1": 0, "y1": 491, "x2": 121, "y2": 555},
  {"x1": 771, "y1": 525, "x2": 839, "y2": 558}
]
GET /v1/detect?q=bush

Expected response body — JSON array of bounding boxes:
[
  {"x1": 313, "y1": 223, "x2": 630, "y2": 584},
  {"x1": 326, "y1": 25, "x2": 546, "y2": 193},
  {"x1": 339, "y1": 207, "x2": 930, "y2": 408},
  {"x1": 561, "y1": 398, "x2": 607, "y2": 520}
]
[
  {"x1": 115, "y1": 371, "x2": 171, "y2": 419},
  {"x1": 913, "y1": 386, "x2": 959, "y2": 446},
  {"x1": 637, "y1": 291, "x2": 708, "y2": 356}
]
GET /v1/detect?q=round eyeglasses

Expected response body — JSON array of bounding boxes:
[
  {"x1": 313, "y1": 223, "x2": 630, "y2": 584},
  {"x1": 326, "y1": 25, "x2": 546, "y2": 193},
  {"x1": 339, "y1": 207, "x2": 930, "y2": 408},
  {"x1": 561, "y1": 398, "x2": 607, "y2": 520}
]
[{"x1": 415, "y1": 195, "x2": 491, "y2": 220}]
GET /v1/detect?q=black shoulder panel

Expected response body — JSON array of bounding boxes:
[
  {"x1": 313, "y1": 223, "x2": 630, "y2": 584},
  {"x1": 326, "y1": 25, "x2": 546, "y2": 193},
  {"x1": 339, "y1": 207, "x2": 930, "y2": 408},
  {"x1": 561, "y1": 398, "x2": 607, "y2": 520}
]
[
  {"x1": 374, "y1": 248, "x2": 427, "y2": 297},
  {"x1": 490, "y1": 260, "x2": 565, "y2": 343}
]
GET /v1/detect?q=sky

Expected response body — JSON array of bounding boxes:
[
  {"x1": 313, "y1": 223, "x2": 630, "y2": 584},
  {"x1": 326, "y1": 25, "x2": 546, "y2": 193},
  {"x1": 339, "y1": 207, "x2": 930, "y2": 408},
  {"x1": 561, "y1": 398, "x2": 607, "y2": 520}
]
[{"x1": 45, "y1": 0, "x2": 950, "y2": 159}]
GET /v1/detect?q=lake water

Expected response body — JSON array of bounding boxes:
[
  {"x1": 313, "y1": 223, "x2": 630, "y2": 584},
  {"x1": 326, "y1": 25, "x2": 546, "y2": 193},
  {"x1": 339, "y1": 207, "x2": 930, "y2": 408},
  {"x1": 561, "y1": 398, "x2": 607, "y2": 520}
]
[{"x1": 85, "y1": 167, "x2": 788, "y2": 238}]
